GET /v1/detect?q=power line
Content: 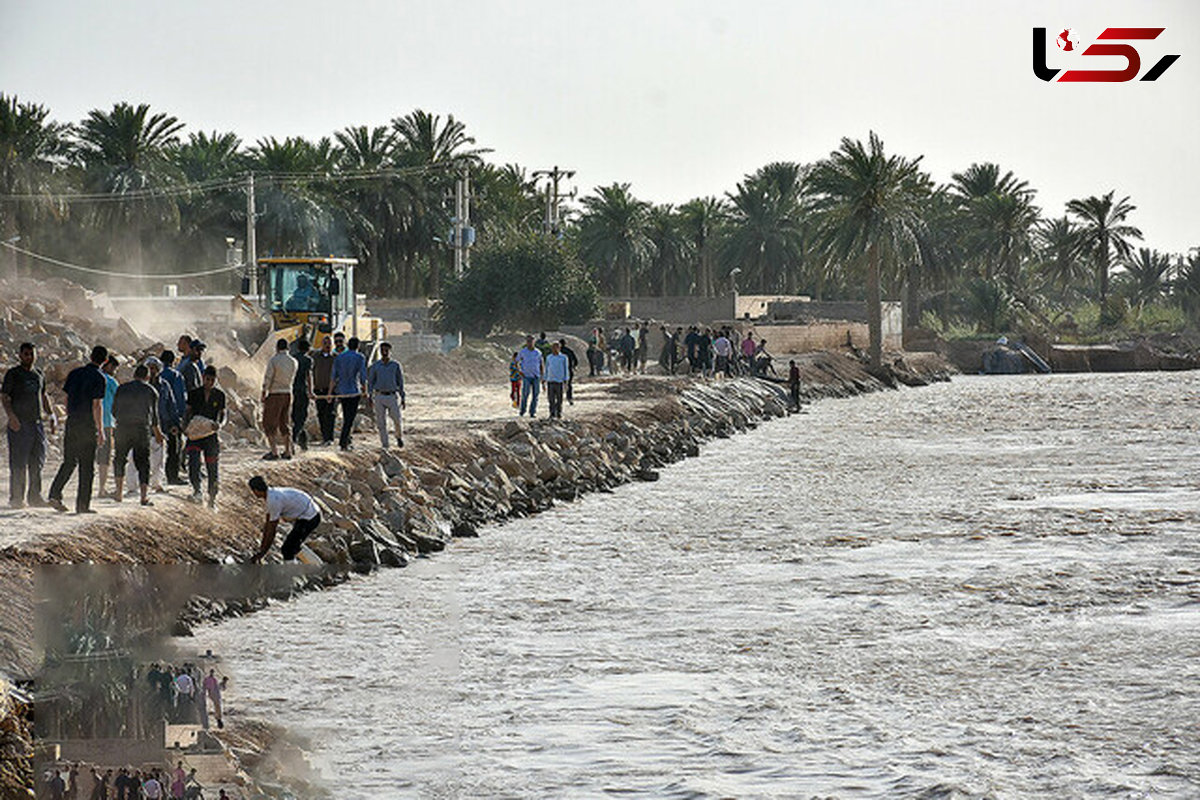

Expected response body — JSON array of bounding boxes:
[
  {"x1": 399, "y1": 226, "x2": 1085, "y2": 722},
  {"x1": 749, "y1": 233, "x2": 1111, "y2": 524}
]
[
  {"x1": 0, "y1": 240, "x2": 244, "y2": 280},
  {"x1": 0, "y1": 163, "x2": 461, "y2": 204}
]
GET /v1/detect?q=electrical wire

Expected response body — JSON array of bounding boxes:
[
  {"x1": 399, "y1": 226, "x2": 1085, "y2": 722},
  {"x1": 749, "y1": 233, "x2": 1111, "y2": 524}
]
[
  {"x1": 0, "y1": 163, "x2": 460, "y2": 204},
  {"x1": 0, "y1": 240, "x2": 244, "y2": 280}
]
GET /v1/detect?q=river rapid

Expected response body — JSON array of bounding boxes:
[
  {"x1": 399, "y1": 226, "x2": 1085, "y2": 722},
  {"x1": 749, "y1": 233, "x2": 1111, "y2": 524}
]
[{"x1": 204, "y1": 373, "x2": 1200, "y2": 799}]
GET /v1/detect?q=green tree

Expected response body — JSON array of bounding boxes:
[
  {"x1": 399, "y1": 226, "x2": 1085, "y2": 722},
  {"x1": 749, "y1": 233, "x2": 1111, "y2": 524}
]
[
  {"x1": 1066, "y1": 190, "x2": 1142, "y2": 306},
  {"x1": 245, "y1": 136, "x2": 338, "y2": 256},
  {"x1": 439, "y1": 233, "x2": 598, "y2": 336},
  {"x1": 722, "y1": 162, "x2": 809, "y2": 293},
  {"x1": 644, "y1": 204, "x2": 691, "y2": 295},
  {"x1": 75, "y1": 102, "x2": 185, "y2": 271},
  {"x1": 0, "y1": 94, "x2": 71, "y2": 275},
  {"x1": 1118, "y1": 247, "x2": 1172, "y2": 310},
  {"x1": 1175, "y1": 250, "x2": 1200, "y2": 321},
  {"x1": 809, "y1": 132, "x2": 926, "y2": 368},
  {"x1": 392, "y1": 110, "x2": 488, "y2": 297},
  {"x1": 677, "y1": 196, "x2": 727, "y2": 297},
  {"x1": 169, "y1": 130, "x2": 244, "y2": 270},
  {"x1": 334, "y1": 124, "x2": 401, "y2": 292},
  {"x1": 577, "y1": 183, "x2": 654, "y2": 296},
  {"x1": 1035, "y1": 216, "x2": 1084, "y2": 296}
]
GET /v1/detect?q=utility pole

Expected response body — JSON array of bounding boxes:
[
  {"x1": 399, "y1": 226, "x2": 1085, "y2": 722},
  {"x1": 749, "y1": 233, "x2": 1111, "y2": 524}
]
[
  {"x1": 245, "y1": 173, "x2": 257, "y2": 290},
  {"x1": 532, "y1": 166, "x2": 575, "y2": 237},
  {"x1": 452, "y1": 166, "x2": 474, "y2": 278}
]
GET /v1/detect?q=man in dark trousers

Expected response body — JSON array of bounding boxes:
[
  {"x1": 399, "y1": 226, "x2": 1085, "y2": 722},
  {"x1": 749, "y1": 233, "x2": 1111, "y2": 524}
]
[
  {"x1": 48, "y1": 345, "x2": 108, "y2": 514},
  {"x1": 158, "y1": 350, "x2": 187, "y2": 484},
  {"x1": 247, "y1": 475, "x2": 322, "y2": 562},
  {"x1": 310, "y1": 335, "x2": 337, "y2": 446},
  {"x1": 112, "y1": 364, "x2": 163, "y2": 507},
  {"x1": 330, "y1": 336, "x2": 367, "y2": 451},
  {"x1": 185, "y1": 365, "x2": 226, "y2": 508},
  {"x1": 557, "y1": 338, "x2": 578, "y2": 405},
  {"x1": 291, "y1": 338, "x2": 314, "y2": 451},
  {"x1": 2, "y1": 342, "x2": 56, "y2": 508},
  {"x1": 788, "y1": 359, "x2": 802, "y2": 410}
]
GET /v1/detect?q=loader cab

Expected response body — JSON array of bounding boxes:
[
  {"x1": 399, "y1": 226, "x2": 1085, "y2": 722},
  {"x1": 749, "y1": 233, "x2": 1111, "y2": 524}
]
[{"x1": 258, "y1": 257, "x2": 356, "y2": 336}]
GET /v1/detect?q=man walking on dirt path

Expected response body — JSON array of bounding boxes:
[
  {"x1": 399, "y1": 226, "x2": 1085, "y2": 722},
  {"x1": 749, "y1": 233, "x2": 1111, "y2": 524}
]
[
  {"x1": 159, "y1": 350, "x2": 188, "y2": 485},
  {"x1": 331, "y1": 336, "x2": 367, "y2": 451},
  {"x1": 367, "y1": 341, "x2": 405, "y2": 449},
  {"x1": 185, "y1": 365, "x2": 226, "y2": 508},
  {"x1": 112, "y1": 364, "x2": 163, "y2": 507},
  {"x1": 311, "y1": 335, "x2": 336, "y2": 446},
  {"x1": 49, "y1": 346, "x2": 108, "y2": 514},
  {"x1": 291, "y1": 338, "x2": 314, "y2": 452},
  {"x1": 248, "y1": 475, "x2": 322, "y2": 562},
  {"x1": 261, "y1": 338, "x2": 297, "y2": 461},
  {"x1": 2, "y1": 342, "x2": 55, "y2": 508},
  {"x1": 517, "y1": 335, "x2": 544, "y2": 418}
]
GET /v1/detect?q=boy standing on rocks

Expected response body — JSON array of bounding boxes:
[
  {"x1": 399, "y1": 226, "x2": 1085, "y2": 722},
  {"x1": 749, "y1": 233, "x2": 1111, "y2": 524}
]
[{"x1": 248, "y1": 475, "x2": 322, "y2": 562}]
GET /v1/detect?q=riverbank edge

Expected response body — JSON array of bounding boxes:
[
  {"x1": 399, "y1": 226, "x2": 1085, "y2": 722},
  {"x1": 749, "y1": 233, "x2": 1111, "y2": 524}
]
[{"x1": 1, "y1": 349, "x2": 953, "y2": 797}]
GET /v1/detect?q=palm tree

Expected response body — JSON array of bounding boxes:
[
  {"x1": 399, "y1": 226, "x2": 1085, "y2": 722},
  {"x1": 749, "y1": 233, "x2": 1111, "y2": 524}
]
[
  {"x1": 392, "y1": 110, "x2": 488, "y2": 296},
  {"x1": 1066, "y1": 190, "x2": 1142, "y2": 305},
  {"x1": 169, "y1": 130, "x2": 244, "y2": 271},
  {"x1": 335, "y1": 125, "x2": 400, "y2": 292},
  {"x1": 577, "y1": 183, "x2": 654, "y2": 296},
  {"x1": 645, "y1": 204, "x2": 691, "y2": 295},
  {"x1": 1175, "y1": 250, "x2": 1200, "y2": 321},
  {"x1": 950, "y1": 162, "x2": 1033, "y2": 205},
  {"x1": 912, "y1": 186, "x2": 966, "y2": 330},
  {"x1": 1035, "y1": 216, "x2": 1085, "y2": 296},
  {"x1": 0, "y1": 94, "x2": 71, "y2": 275},
  {"x1": 244, "y1": 136, "x2": 337, "y2": 256},
  {"x1": 470, "y1": 163, "x2": 543, "y2": 239},
  {"x1": 809, "y1": 132, "x2": 926, "y2": 369},
  {"x1": 677, "y1": 196, "x2": 727, "y2": 297},
  {"x1": 722, "y1": 162, "x2": 808, "y2": 294},
  {"x1": 1119, "y1": 247, "x2": 1172, "y2": 310},
  {"x1": 75, "y1": 102, "x2": 185, "y2": 271}
]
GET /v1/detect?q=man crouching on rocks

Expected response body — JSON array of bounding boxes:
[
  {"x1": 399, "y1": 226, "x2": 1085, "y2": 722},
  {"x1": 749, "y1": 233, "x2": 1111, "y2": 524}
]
[{"x1": 248, "y1": 475, "x2": 322, "y2": 562}]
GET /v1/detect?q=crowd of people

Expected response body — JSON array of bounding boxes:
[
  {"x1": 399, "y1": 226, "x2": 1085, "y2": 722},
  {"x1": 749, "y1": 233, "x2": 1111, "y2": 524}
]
[
  {"x1": 143, "y1": 661, "x2": 226, "y2": 730},
  {"x1": 1, "y1": 330, "x2": 410, "y2": 516},
  {"x1": 509, "y1": 333, "x2": 578, "y2": 420},
  {"x1": 43, "y1": 762, "x2": 231, "y2": 799},
  {"x1": 1, "y1": 335, "x2": 226, "y2": 514}
]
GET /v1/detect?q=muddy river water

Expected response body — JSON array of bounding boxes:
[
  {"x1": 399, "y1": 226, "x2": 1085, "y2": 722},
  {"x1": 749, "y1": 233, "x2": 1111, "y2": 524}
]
[{"x1": 205, "y1": 373, "x2": 1200, "y2": 798}]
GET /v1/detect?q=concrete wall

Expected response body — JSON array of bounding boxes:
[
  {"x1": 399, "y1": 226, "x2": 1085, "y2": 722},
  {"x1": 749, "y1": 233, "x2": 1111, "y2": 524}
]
[
  {"x1": 735, "y1": 294, "x2": 810, "y2": 320},
  {"x1": 604, "y1": 295, "x2": 734, "y2": 324},
  {"x1": 747, "y1": 303, "x2": 903, "y2": 353}
]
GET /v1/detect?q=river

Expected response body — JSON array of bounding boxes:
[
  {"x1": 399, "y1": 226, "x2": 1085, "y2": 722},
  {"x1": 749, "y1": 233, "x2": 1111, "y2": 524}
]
[{"x1": 203, "y1": 373, "x2": 1200, "y2": 799}]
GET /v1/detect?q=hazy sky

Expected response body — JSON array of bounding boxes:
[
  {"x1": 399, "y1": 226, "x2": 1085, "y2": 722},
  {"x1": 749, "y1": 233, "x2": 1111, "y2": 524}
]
[{"x1": 3, "y1": 0, "x2": 1197, "y2": 253}]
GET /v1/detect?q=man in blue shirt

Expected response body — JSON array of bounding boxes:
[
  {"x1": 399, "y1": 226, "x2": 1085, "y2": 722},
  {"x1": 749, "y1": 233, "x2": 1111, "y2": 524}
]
[
  {"x1": 329, "y1": 336, "x2": 367, "y2": 450},
  {"x1": 516, "y1": 335, "x2": 544, "y2": 418},
  {"x1": 367, "y1": 341, "x2": 406, "y2": 449},
  {"x1": 544, "y1": 341, "x2": 570, "y2": 420},
  {"x1": 95, "y1": 355, "x2": 120, "y2": 499},
  {"x1": 49, "y1": 345, "x2": 108, "y2": 514},
  {"x1": 158, "y1": 350, "x2": 188, "y2": 484}
]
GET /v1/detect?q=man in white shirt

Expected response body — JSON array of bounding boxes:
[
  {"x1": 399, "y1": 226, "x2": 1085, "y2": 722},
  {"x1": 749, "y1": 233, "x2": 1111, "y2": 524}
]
[{"x1": 247, "y1": 475, "x2": 322, "y2": 562}]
